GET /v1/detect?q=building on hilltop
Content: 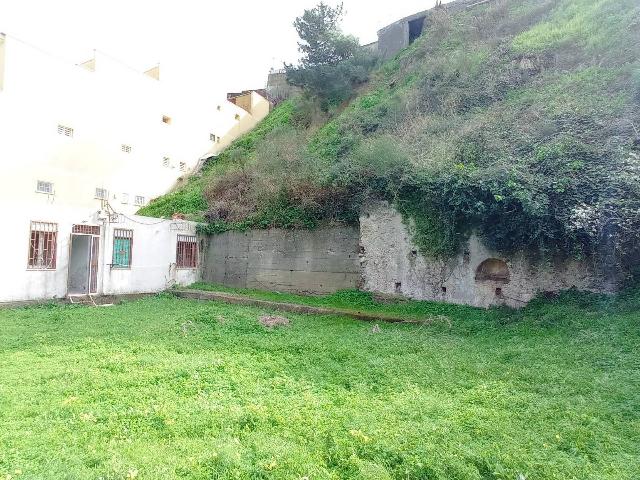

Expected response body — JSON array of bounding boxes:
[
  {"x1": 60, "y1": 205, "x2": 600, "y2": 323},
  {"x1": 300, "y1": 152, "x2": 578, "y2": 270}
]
[{"x1": 0, "y1": 32, "x2": 268, "y2": 303}]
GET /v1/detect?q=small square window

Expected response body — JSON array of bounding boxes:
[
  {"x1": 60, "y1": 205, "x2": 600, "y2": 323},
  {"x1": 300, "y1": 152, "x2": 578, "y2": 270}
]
[
  {"x1": 57, "y1": 124, "x2": 73, "y2": 137},
  {"x1": 234, "y1": 114, "x2": 240, "y2": 120},
  {"x1": 134, "y1": 195, "x2": 145, "y2": 206},
  {"x1": 216, "y1": 105, "x2": 221, "y2": 111},
  {"x1": 163, "y1": 157, "x2": 170, "y2": 168},
  {"x1": 121, "y1": 144, "x2": 132, "y2": 153},
  {"x1": 36, "y1": 180, "x2": 54, "y2": 194},
  {"x1": 210, "y1": 133, "x2": 216, "y2": 142},
  {"x1": 95, "y1": 188, "x2": 108, "y2": 200},
  {"x1": 162, "y1": 115, "x2": 172, "y2": 124},
  {"x1": 179, "y1": 162, "x2": 186, "y2": 172},
  {"x1": 121, "y1": 193, "x2": 129, "y2": 204}
]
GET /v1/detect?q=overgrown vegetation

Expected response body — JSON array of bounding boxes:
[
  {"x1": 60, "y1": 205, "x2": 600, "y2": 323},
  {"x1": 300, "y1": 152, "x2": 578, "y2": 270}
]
[
  {"x1": 142, "y1": 0, "x2": 640, "y2": 279},
  {"x1": 1, "y1": 292, "x2": 639, "y2": 478}
]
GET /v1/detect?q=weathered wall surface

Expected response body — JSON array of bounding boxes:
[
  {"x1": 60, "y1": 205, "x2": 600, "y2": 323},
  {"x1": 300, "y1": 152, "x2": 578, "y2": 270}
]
[
  {"x1": 202, "y1": 227, "x2": 360, "y2": 294},
  {"x1": 359, "y1": 202, "x2": 612, "y2": 308}
]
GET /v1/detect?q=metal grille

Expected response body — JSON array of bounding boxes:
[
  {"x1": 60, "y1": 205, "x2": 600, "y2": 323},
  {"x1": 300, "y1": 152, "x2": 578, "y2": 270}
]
[
  {"x1": 121, "y1": 144, "x2": 132, "y2": 153},
  {"x1": 28, "y1": 221, "x2": 58, "y2": 269},
  {"x1": 57, "y1": 124, "x2": 73, "y2": 137},
  {"x1": 112, "y1": 229, "x2": 133, "y2": 268},
  {"x1": 176, "y1": 235, "x2": 197, "y2": 268},
  {"x1": 134, "y1": 195, "x2": 145, "y2": 206},
  {"x1": 95, "y1": 188, "x2": 108, "y2": 200},
  {"x1": 72, "y1": 224, "x2": 101, "y2": 235},
  {"x1": 179, "y1": 162, "x2": 186, "y2": 172},
  {"x1": 36, "y1": 180, "x2": 54, "y2": 194}
]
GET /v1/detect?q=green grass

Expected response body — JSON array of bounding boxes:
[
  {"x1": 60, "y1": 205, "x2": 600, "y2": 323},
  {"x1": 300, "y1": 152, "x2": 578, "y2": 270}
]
[
  {"x1": 1, "y1": 294, "x2": 639, "y2": 479},
  {"x1": 185, "y1": 282, "x2": 482, "y2": 321}
]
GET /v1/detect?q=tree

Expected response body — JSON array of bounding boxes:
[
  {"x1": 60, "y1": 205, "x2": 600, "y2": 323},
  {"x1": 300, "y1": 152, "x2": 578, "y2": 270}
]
[
  {"x1": 293, "y1": 2, "x2": 358, "y2": 68},
  {"x1": 285, "y1": 2, "x2": 375, "y2": 109}
]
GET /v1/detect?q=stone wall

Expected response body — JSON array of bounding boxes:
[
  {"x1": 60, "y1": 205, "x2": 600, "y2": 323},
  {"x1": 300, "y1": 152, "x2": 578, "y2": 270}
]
[
  {"x1": 202, "y1": 227, "x2": 360, "y2": 294},
  {"x1": 359, "y1": 202, "x2": 614, "y2": 308}
]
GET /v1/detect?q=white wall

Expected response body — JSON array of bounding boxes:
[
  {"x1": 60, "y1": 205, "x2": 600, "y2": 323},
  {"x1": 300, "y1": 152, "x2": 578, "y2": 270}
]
[
  {"x1": 0, "y1": 34, "x2": 268, "y2": 217},
  {"x1": 102, "y1": 216, "x2": 199, "y2": 295},
  {"x1": 0, "y1": 206, "x2": 199, "y2": 303}
]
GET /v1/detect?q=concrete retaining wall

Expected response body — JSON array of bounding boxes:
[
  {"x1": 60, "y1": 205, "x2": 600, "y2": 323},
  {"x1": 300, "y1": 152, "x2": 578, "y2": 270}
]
[{"x1": 202, "y1": 227, "x2": 360, "y2": 294}]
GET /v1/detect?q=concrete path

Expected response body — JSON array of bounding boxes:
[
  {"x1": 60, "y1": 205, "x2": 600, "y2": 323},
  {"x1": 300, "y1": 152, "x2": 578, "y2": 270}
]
[{"x1": 174, "y1": 289, "x2": 420, "y2": 323}]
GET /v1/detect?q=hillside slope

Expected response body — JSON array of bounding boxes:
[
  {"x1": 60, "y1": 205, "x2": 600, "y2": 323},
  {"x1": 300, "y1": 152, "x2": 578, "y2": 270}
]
[{"x1": 140, "y1": 0, "x2": 640, "y2": 273}]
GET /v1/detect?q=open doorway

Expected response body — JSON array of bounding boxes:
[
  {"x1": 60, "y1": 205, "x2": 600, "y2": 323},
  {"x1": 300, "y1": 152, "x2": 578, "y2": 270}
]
[
  {"x1": 408, "y1": 16, "x2": 426, "y2": 45},
  {"x1": 68, "y1": 227, "x2": 100, "y2": 295}
]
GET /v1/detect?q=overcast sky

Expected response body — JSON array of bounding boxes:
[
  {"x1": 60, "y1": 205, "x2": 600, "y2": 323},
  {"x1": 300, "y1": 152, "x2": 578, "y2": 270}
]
[{"x1": 0, "y1": 0, "x2": 447, "y2": 101}]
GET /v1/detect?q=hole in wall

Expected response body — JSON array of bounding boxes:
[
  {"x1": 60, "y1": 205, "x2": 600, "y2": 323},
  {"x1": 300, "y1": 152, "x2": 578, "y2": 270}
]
[
  {"x1": 441, "y1": 286, "x2": 447, "y2": 293},
  {"x1": 475, "y1": 258, "x2": 510, "y2": 283},
  {"x1": 411, "y1": 250, "x2": 417, "y2": 256},
  {"x1": 495, "y1": 287, "x2": 502, "y2": 296},
  {"x1": 394, "y1": 282, "x2": 402, "y2": 294}
]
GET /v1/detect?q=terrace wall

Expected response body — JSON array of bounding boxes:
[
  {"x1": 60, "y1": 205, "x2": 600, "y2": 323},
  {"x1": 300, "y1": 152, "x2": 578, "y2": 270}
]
[{"x1": 201, "y1": 227, "x2": 361, "y2": 294}]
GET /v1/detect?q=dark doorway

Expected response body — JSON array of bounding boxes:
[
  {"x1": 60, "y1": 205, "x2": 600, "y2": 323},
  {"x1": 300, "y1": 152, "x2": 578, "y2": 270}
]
[{"x1": 408, "y1": 16, "x2": 426, "y2": 44}]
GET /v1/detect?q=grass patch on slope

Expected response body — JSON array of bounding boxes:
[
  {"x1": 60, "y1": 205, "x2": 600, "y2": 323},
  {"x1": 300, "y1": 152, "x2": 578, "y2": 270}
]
[
  {"x1": 0, "y1": 294, "x2": 639, "y2": 479},
  {"x1": 138, "y1": 101, "x2": 297, "y2": 219}
]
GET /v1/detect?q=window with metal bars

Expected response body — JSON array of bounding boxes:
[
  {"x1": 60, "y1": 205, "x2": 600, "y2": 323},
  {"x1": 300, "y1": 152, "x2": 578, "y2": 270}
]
[
  {"x1": 36, "y1": 180, "x2": 54, "y2": 194},
  {"x1": 57, "y1": 124, "x2": 73, "y2": 137},
  {"x1": 134, "y1": 195, "x2": 145, "y2": 206},
  {"x1": 27, "y1": 221, "x2": 58, "y2": 269},
  {"x1": 121, "y1": 144, "x2": 132, "y2": 153},
  {"x1": 176, "y1": 235, "x2": 197, "y2": 268},
  {"x1": 112, "y1": 229, "x2": 133, "y2": 268},
  {"x1": 95, "y1": 188, "x2": 108, "y2": 200},
  {"x1": 72, "y1": 224, "x2": 101, "y2": 235}
]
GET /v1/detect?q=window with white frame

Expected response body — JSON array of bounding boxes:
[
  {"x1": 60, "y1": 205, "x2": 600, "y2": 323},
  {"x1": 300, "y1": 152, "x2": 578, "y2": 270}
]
[
  {"x1": 57, "y1": 124, "x2": 73, "y2": 137},
  {"x1": 163, "y1": 157, "x2": 170, "y2": 168},
  {"x1": 95, "y1": 188, "x2": 108, "y2": 200},
  {"x1": 134, "y1": 195, "x2": 145, "y2": 206},
  {"x1": 179, "y1": 162, "x2": 186, "y2": 172},
  {"x1": 121, "y1": 144, "x2": 132, "y2": 153},
  {"x1": 210, "y1": 133, "x2": 216, "y2": 142},
  {"x1": 36, "y1": 180, "x2": 54, "y2": 194}
]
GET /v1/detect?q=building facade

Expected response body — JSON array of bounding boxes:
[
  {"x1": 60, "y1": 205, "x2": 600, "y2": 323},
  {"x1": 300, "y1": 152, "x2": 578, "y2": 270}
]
[{"x1": 0, "y1": 32, "x2": 268, "y2": 303}]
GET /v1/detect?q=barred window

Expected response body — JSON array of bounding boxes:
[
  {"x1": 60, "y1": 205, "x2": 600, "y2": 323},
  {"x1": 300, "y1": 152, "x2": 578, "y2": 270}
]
[
  {"x1": 36, "y1": 180, "x2": 54, "y2": 194},
  {"x1": 112, "y1": 229, "x2": 133, "y2": 268},
  {"x1": 95, "y1": 188, "x2": 108, "y2": 200},
  {"x1": 176, "y1": 235, "x2": 197, "y2": 268},
  {"x1": 179, "y1": 161, "x2": 186, "y2": 172},
  {"x1": 121, "y1": 144, "x2": 132, "y2": 153},
  {"x1": 28, "y1": 221, "x2": 58, "y2": 269},
  {"x1": 134, "y1": 195, "x2": 145, "y2": 206},
  {"x1": 57, "y1": 124, "x2": 73, "y2": 137}
]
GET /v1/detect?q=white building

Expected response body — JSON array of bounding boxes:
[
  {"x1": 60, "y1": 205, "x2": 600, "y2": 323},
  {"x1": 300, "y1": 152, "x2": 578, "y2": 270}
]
[{"x1": 0, "y1": 32, "x2": 269, "y2": 303}]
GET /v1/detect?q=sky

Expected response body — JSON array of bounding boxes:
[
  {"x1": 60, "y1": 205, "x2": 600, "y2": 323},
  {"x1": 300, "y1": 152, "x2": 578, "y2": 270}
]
[{"x1": 0, "y1": 0, "x2": 447, "y2": 102}]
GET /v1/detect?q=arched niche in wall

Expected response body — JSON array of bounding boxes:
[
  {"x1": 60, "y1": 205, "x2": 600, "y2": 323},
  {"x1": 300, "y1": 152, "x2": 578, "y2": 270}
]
[{"x1": 475, "y1": 258, "x2": 510, "y2": 283}]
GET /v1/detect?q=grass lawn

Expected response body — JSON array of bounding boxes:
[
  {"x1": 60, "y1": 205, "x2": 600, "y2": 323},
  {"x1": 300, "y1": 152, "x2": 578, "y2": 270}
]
[{"x1": 0, "y1": 293, "x2": 638, "y2": 479}]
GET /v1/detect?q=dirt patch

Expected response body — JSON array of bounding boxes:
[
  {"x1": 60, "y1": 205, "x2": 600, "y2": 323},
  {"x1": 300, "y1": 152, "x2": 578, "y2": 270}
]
[{"x1": 259, "y1": 315, "x2": 291, "y2": 328}]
